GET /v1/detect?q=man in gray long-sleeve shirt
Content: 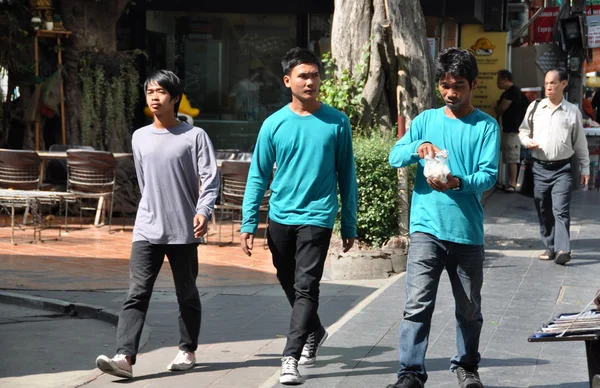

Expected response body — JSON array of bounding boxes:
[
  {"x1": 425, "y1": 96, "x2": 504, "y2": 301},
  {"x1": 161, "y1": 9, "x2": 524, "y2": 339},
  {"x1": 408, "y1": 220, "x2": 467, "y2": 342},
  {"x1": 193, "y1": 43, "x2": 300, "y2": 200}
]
[
  {"x1": 96, "y1": 70, "x2": 220, "y2": 379},
  {"x1": 519, "y1": 68, "x2": 589, "y2": 266}
]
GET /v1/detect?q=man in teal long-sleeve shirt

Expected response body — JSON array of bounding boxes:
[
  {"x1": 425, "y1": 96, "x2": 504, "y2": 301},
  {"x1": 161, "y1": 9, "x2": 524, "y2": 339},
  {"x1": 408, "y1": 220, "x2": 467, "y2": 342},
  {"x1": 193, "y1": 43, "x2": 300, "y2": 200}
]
[
  {"x1": 240, "y1": 48, "x2": 357, "y2": 385},
  {"x1": 386, "y1": 48, "x2": 499, "y2": 388}
]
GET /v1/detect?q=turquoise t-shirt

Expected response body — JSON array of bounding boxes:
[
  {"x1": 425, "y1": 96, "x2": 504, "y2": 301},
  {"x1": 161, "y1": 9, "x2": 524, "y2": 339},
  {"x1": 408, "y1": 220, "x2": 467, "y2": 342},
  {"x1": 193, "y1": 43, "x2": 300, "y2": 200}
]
[
  {"x1": 241, "y1": 103, "x2": 358, "y2": 238},
  {"x1": 389, "y1": 107, "x2": 500, "y2": 245}
]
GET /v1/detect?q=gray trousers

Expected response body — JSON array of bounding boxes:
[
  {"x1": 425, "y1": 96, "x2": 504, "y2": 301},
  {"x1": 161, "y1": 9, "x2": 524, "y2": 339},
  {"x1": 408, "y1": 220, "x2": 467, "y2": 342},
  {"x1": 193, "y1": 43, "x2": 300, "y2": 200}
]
[{"x1": 532, "y1": 161, "x2": 573, "y2": 254}]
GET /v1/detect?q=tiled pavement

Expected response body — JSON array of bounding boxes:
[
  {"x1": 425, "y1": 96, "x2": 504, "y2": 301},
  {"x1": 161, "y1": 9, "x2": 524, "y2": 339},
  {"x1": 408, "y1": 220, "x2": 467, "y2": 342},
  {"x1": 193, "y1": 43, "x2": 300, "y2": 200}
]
[
  {"x1": 0, "y1": 218, "x2": 277, "y2": 290},
  {"x1": 277, "y1": 190, "x2": 600, "y2": 388},
  {"x1": 1, "y1": 190, "x2": 599, "y2": 388}
]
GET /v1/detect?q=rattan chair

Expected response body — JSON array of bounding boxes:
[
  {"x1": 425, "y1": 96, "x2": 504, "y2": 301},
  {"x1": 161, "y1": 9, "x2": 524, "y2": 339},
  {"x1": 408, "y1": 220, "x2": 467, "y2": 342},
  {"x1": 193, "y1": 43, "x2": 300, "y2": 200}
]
[
  {"x1": 0, "y1": 149, "x2": 41, "y2": 190},
  {"x1": 46, "y1": 144, "x2": 94, "y2": 187},
  {"x1": 66, "y1": 150, "x2": 116, "y2": 232},
  {"x1": 216, "y1": 161, "x2": 270, "y2": 246},
  {"x1": 0, "y1": 149, "x2": 42, "y2": 237}
]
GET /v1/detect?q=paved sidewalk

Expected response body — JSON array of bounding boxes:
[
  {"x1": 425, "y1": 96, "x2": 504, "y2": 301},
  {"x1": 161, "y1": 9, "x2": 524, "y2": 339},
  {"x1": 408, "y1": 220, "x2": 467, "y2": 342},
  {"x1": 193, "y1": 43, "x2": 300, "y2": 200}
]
[
  {"x1": 0, "y1": 280, "x2": 389, "y2": 388},
  {"x1": 1, "y1": 190, "x2": 599, "y2": 388},
  {"x1": 268, "y1": 190, "x2": 600, "y2": 388}
]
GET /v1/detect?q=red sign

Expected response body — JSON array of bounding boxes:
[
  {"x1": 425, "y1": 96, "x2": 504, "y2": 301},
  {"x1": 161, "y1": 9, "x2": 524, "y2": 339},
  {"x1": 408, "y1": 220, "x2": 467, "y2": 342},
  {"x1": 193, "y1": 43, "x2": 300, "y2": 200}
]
[
  {"x1": 530, "y1": 6, "x2": 600, "y2": 43},
  {"x1": 531, "y1": 7, "x2": 559, "y2": 43}
]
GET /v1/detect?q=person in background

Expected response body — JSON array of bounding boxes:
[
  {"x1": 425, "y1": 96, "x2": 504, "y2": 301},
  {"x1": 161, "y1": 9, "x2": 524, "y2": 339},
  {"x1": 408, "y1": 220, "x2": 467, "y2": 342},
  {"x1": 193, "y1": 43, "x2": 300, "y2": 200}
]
[
  {"x1": 387, "y1": 47, "x2": 499, "y2": 388},
  {"x1": 591, "y1": 88, "x2": 600, "y2": 122},
  {"x1": 95, "y1": 70, "x2": 220, "y2": 379},
  {"x1": 240, "y1": 47, "x2": 358, "y2": 385},
  {"x1": 494, "y1": 69, "x2": 526, "y2": 192},
  {"x1": 518, "y1": 68, "x2": 590, "y2": 265},
  {"x1": 582, "y1": 89, "x2": 595, "y2": 120}
]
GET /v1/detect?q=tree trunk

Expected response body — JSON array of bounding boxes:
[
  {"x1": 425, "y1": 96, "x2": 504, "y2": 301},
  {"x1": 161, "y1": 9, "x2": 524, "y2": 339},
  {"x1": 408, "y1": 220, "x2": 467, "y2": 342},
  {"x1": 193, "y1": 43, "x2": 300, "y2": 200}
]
[
  {"x1": 331, "y1": 0, "x2": 433, "y2": 236},
  {"x1": 331, "y1": 0, "x2": 434, "y2": 130},
  {"x1": 59, "y1": 0, "x2": 138, "y2": 215},
  {"x1": 60, "y1": 0, "x2": 129, "y2": 146}
]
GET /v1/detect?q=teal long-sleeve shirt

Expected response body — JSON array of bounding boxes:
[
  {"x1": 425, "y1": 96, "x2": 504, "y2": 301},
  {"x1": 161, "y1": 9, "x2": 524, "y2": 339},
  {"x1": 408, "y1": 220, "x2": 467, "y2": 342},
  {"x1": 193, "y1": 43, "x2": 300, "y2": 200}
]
[
  {"x1": 241, "y1": 103, "x2": 358, "y2": 238},
  {"x1": 389, "y1": 107, "x2": 500, "y2": 245}
]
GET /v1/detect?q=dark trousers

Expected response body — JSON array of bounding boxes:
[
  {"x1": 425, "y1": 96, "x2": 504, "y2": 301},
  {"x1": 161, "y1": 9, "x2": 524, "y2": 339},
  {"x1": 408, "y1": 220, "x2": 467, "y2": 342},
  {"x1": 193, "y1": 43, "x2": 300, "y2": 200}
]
[
  {"x1": 532, "y1": 161, "x2": 573, "y2": 254},
  {"x1": 116, "y1": 241, "x2": 201, "y2": 364},
  {"x1": 267, "y1": 220, "x2": 333, "y2": 360}
]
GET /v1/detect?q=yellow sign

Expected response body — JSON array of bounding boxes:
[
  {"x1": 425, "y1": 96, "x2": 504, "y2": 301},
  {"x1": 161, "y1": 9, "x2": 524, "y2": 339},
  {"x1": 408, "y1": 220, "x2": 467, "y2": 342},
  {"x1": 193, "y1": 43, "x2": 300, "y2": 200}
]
[
  {"x1": 587, "y1": 75, "x2": 600, "y2": 88},
  {"x1": 460, "y1": 24, "x2": 508, "y2": 117}
]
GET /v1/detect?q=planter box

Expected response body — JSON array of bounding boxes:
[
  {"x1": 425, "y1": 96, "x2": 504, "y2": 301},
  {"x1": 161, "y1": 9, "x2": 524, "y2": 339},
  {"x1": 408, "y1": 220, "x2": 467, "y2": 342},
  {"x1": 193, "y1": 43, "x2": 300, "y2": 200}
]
[{"x1": 324, "y1": 237, "x2": 408, "y2": 280}]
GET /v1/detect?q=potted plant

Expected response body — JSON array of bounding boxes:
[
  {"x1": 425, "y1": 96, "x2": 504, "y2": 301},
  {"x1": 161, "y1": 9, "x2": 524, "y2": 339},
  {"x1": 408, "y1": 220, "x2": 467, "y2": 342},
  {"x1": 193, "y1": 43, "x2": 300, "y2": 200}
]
[{"x1": 31, "y1": 16, "x2": 42, "y2": 31}]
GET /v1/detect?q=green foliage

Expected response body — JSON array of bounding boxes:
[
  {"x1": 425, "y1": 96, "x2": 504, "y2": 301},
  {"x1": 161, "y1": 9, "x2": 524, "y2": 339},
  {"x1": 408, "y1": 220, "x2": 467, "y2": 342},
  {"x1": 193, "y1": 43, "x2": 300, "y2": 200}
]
[
  {"x1": 434, "y1": 88, "x2": 445, "y2": 108},
  {"x1": 78, "y1": 51, "x2": 140, "y2": 151},
  {"x1": 319, "y1": 40, "x2": 371, "y2": 131},
  {"x1": 352, "y1": 134, "x2": 401, "y2": 248}
]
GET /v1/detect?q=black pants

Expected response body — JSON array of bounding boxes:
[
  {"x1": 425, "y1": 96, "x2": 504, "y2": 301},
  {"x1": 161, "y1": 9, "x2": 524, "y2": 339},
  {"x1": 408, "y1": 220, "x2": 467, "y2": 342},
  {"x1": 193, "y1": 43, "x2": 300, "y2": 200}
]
[
  {"x1": 267, "y1": 220, "x2": 333, "y2": 360},
  {"x1": 116, "y1": 241, "x2": 201, "y2": 364},
  {"x1": 532, "y1": 161, "x2": 573, "y2": 254}
]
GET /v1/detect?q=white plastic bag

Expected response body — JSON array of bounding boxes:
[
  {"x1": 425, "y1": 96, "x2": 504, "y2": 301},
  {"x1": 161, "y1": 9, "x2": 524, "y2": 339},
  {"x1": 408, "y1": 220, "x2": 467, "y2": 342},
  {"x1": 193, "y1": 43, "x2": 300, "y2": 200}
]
[{"x1": 423, "y1": 150, "x2": 451, "y2": 183}]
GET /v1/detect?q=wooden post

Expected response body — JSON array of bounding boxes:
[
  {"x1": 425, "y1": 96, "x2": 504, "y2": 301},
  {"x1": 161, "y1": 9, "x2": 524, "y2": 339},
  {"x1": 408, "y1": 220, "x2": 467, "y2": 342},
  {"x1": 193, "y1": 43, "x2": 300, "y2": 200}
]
[
  {"x1": 58, "y1": 36, "x2": 66, "y2": 145},
  {"x1": 34, "y1": 35, "x2": 40, "y2": 151}
]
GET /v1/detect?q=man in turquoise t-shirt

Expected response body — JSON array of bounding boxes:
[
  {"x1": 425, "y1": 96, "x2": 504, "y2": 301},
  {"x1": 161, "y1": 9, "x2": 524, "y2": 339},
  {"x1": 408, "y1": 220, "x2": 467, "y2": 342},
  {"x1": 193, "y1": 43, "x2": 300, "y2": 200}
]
[
  {"x1": 240, "y1": 47, "x2": 358, "y2": 385},
  {"x1": 386, "y1": 48, "x2": 499, "y2": 388}
]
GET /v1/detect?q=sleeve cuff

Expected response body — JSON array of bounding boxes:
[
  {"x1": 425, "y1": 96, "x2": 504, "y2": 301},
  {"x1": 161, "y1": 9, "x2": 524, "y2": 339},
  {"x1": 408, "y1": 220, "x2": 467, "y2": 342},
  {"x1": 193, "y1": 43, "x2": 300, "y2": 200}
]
[
  {"x1": 240, "y1": 225, "x2": 257, "y2": 235},
  {"x1": 341, "y1": 228, "x2": 357, "y2": 240}
]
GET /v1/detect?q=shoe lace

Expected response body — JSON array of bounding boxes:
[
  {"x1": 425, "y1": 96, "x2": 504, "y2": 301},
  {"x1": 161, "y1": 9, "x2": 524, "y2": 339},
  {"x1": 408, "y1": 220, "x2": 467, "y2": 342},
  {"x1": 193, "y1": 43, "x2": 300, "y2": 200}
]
[
  {"x1": 173, "y1": 351, "x2": 192, "y2": 363},
  {"x1": 113, "y1": 354, "x2": 128, "y2": 362},
  {"x1": 304, "y1": 333, "x2": 316, "y2": 356},
  {"x1": 394, "y1": 374, "x2": 422, "y2": 388},
  {"x1": 281, "y1": 357, "x2": 298, "y2": 374},
  {"x1": 459, "y1": 369, "x2": 481, "y2": 383}
]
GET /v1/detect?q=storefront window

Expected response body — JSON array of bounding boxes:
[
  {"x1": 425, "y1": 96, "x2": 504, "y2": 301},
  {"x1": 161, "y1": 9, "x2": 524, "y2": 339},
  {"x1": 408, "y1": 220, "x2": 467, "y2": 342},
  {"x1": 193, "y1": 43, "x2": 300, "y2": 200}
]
[
  {"x1": 309, "y1": 14, "x2": 332, "y2": 60},
  {"x1": 146, "y1": 12, "x2": 296, "y2": 150}
]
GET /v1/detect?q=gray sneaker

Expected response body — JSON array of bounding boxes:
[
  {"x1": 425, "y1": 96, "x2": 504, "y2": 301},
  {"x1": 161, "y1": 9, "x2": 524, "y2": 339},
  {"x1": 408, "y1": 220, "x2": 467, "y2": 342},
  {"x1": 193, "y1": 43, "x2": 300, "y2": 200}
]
[
  {"x1": 299, "y1": 326, "x2": 328, "y2": 365},
  {"x1": 456, "y1": 366, "x2": 483, "y2": 388},
  {"x1": 593, "y1": 374, "x2": 600, "y2": 388}
]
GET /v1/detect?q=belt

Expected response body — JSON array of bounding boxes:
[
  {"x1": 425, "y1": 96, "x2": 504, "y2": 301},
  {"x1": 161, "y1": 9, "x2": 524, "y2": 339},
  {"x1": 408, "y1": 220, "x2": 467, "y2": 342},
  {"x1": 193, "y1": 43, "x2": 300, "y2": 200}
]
[{"x1": 533, "y1": 158, "x2": 570, "y2": 168}]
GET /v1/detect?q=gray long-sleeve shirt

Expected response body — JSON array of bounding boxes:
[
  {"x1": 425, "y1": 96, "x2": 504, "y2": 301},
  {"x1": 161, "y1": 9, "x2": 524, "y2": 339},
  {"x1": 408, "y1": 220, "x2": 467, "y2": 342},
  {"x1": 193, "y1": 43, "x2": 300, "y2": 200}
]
[{"x1": 132, "y1": 122, "x2": 220, "y2": 244}]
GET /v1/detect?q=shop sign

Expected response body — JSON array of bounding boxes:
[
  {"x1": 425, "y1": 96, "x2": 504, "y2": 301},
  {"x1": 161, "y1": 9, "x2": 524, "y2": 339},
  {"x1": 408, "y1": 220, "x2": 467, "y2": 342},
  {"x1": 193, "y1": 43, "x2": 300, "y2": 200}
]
[
  {"x1": 531, "y1": 6, "x2": 600, "y2": 43},
  {"x1": 461, "y1": 24, "x2": 508, "y2": 117}
]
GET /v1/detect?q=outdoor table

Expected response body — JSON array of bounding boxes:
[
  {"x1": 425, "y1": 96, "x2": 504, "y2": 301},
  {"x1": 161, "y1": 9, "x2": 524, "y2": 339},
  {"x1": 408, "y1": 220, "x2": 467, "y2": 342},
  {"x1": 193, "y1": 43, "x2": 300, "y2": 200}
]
[
  {"x1": 0, "y1": 189, "x2": 76, "y2": 244},
  {"x1": 529, "y1": 311, "x2": 600, "y2": 387}
]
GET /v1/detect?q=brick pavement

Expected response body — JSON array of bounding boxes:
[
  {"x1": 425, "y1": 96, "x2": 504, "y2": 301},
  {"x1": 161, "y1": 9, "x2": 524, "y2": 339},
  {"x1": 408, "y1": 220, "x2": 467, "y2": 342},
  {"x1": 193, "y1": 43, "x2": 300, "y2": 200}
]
[
  {"x1": 0, "y1": 217, "x2": 277, "y2": 290},
  {"x1": 1, "y1": 190, "x2": 599, "y2": 388}
]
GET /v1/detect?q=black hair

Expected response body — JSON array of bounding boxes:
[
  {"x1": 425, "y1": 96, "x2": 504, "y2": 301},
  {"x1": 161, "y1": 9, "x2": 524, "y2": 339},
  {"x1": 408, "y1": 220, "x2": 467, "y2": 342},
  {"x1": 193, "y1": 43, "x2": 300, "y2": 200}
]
[
  {"x1": 435, "y1": 48, "x2": 479, "y2": 86},
  {"x1": 497, "y1": 69, "x2": 513, "y2": 82},
  {"x1": 144, "y1": 70, "x2": 183, "y2": 116},
  {"x1": 281, "y1": 47, "x2": 320, "y2": 75},
  {"x1": 545, "y1": 68, "x2": 568, "y2": 82}
]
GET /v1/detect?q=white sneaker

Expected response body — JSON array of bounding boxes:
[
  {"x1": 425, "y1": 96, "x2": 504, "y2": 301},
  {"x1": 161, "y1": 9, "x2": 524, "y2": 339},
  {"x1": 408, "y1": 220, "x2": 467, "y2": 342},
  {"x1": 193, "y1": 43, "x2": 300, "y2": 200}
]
[
  {"x1": 96, "y1": 354, "x2": 133, "y2": 379},
  {"x1": 280, "y1": 356, "x2": 304, "y2": 385},
  {"x1": 299, "y1": 327, "x2": 328, "y2": 365},
  {"x1": 167, "y1": 350, "x2": 196, "y2": 371}
]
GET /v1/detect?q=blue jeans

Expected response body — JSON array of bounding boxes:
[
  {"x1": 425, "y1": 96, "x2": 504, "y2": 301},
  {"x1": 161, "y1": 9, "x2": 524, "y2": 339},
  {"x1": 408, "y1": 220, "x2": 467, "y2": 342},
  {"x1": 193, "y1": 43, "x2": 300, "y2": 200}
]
[{"x1": 398, "y1": 232, "x2": 484, "y2": 382}]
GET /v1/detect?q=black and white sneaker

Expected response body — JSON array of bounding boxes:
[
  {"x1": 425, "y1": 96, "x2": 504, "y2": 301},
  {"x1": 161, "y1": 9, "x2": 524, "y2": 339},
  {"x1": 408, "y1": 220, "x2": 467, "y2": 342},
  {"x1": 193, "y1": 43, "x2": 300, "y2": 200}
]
[
  {"x1": 280, "y1": 356, "x2": 304, "y2": 385},
  {"x1": 456, "y1": 366, "x2": 484, "y2": 388},
  {"x1": 299, "y1": 326, "x2": 328, "y2": 365}
]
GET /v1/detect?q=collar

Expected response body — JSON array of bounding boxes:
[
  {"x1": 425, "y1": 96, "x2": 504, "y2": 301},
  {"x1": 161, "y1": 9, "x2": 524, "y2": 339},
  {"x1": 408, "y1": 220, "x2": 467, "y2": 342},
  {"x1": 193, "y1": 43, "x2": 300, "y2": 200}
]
[{"x1": 540, "y1": 97, "x2": 568, "y2": 111}]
